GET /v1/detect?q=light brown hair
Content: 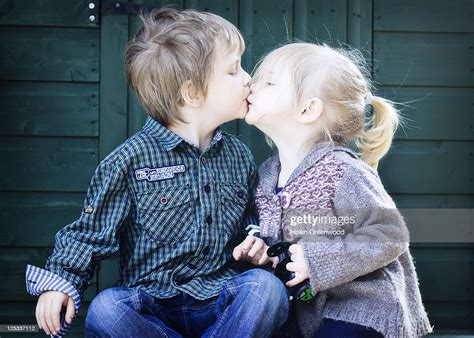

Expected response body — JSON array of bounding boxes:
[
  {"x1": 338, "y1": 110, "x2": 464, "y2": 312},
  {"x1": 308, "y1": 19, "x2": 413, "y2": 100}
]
[{"x1": 125, "y1": 8, "x2": 245, "y2": 126}]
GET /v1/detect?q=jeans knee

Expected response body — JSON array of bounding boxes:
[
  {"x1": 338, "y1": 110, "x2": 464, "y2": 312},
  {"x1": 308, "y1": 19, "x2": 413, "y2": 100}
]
[
  {"x1": 85, "y1": 287, "x2": 135, "y2": 333},
  {"x1": 242, "y1": 269, "x2": 288, "y2": 304}
]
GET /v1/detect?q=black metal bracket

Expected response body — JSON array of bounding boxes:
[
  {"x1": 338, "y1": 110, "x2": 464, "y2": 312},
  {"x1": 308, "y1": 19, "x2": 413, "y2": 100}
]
[{"x1": 100, "y1": 2, "x2": 161, "y2": 15}]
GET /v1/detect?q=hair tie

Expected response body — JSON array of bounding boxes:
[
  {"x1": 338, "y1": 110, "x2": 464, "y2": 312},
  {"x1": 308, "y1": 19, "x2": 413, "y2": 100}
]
[{"x1": 364, "y1": 92, "x2": 374, "y2": 105}]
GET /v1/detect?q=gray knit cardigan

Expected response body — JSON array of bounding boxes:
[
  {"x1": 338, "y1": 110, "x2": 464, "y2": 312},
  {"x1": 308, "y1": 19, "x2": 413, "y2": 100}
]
[{"x1": 255, "y1": 142, "x2": 433, "y2": 337}]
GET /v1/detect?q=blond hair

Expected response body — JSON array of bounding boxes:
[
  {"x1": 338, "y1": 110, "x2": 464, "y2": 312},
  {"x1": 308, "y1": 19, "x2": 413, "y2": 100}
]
[
  {"x1": 124, "y1": 8, "x2": 245, "y2": 126},
  {"x1": 253, "y1": 43, "x2": 400, "y2": 169}
]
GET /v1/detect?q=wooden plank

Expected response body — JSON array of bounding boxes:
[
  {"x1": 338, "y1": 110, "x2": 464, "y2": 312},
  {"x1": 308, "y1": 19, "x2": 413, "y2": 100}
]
[
  {"x1": 0, "y1": 192, "x2": 84, "y2": 247},
  {"x1": 379, "y1": 86, "x2": 474, "y2": 141},
  {"x1": 373, "y1": 32, "x2": 473, "y2": 87},
  {"x1": 412, "y1": 247, "x2": 474, "y2": 302},
  {"x1": 0, "y1": 26, "x2": 99, "y2": 82},
  {"x1": 294, "y1": 0, "x2": 347, "y2": 43},
  {"x1": 0, "y1": 137, "x2": 98, "y2": 192},
  {"x1": 347, "y1": 0, "x2": 373, "y2": 64},
  {"x1": 378, "y1": 141, "x2": 474, "y2": 194},
  {"x1": 0, "y1": 81, "x2": 99, "y2": 137},
  {"x1": 99, "y1": 11, "x2": 129, "y2": 160},
  {"x1": 374, "y1": 0, "x2": 474, "y2": 33},
  {"x1": 424, "y1": 302, "x2": 474, "y2": 332},
  {"x1": 0, "y1": 247, "x2": 96, "y2": 302},
  {"x1": 391, "y1": 194, "x2": 474, "y2": 208},
  {"x1": 0, "y1": 0, "x2": 99, "y2": 28}
]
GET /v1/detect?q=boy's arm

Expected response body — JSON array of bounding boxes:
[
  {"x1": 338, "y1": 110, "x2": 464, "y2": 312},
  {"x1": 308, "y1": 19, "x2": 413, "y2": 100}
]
[
  {"x1": 26, "y1": 265, "x2": 80, "y2": 337},
  {"x1": 25, "y1": 160, "x2": 132, "y2": 333}
]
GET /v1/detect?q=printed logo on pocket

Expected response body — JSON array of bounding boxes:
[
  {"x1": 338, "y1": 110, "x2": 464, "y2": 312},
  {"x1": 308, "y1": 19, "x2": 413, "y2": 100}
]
[{"x1": 135, "y1": 165, "x2": 186, "y2": 182}]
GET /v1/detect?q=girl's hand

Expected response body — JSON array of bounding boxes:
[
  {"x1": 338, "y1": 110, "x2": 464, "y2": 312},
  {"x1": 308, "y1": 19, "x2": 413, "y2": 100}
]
[
  {"x1": 233, "y1": 235, "x2": 279, "y2": 268},
  {"x1": 285, "y1": 244, "x2": 310, "y2": 287}
]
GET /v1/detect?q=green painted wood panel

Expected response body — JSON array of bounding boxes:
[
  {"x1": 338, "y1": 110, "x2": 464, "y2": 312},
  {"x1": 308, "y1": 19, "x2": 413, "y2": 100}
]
[
  {"x1": 99, "y1": 13, "x2": 129, "y2": 160},
  {"x1": 0, "y1": 26, "x2": 99, "y2": 82},
  {"x1": 374, "y1": 32, "x2": 473, "y2": 87},
  {"x1": 412, "y1": 246, "x2": 474, "y2": 302},
  {"x1": 0, "y1": 137, "x2": 98, "y2": 192},
  {"x1": 294, "y1": 0, "x2": 347, "y2": 42},
  {"x1": 379, "y1": 87, "x2": 474, "y2": 141},
  {"x1": 0, "y1": 192, "x2": 84, "y2": 247},
  {"x1": 392, "y1": 194, "x2": 474, "y2": 208},
  {"x1": 374, "y1": 0, "x2": 474, "y2": 33},
  {"x1": 379, "y1": 141, "x2": 474, "y2": 194},
  {"x1": 0, "y1": 0, "x2": 99, "y2": 27},
  {"x1": 0, "y1": 82, "x2": 99, "y2": 137}
]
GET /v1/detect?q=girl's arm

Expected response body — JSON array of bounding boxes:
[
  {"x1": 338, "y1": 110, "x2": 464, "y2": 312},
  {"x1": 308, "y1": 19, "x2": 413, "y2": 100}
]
[{"x1": 302, "y1": 163, "x2": 409, "y2": 294}]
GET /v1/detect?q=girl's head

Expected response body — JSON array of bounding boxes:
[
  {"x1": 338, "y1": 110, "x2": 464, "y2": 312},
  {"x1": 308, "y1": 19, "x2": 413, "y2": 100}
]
[{"x1": 246, "y1": 43, "x2": 400, "y2": 169}]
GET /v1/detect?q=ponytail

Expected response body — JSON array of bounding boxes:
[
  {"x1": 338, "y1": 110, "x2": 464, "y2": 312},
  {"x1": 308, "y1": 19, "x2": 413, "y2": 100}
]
[{"x1": 355, "y1": 96, "x2": 400, "y2": 169}]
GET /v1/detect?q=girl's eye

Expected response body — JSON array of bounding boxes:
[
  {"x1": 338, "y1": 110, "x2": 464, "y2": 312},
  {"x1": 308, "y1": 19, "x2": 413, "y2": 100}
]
[{"x1": 265, "y1": 82, "x2": 274, "y2": 86}]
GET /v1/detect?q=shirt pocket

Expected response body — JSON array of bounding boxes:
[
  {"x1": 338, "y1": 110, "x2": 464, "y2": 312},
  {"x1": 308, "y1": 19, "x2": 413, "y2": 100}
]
[
  {"x1": 219, "y1": 182, "x2": 249, "y2": 236},
  {"x1": 137, "y1": 184, "x2": 195, "y2": 244}
]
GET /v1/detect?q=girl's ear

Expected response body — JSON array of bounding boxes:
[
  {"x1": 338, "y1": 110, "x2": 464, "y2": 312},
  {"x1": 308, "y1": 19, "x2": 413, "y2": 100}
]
[
  {"x1": 180, "y1": 80, "x2": 203, "y2": 107},
  {"x1": 298, "y1": 98, "x2": 323, "y2": 124}
]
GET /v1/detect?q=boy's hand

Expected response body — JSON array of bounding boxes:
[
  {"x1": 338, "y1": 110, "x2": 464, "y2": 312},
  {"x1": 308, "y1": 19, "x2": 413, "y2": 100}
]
[
  {"x1": 285, "y1": 244, "x2": 310, "y2": 287},
  {"x1": 36, "y1": 290, "x2": 75, "y2": 336},
  {"x1": 233, "y1": 235, "x2": 278, "y2": 268}
]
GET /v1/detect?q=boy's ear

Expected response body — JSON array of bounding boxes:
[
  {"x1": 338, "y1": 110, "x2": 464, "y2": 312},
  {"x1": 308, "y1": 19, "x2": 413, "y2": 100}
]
[
  {"x1": 180, "y1": 80, "x2": 203, "y2": 107},
  {"x1": 298, "y1": 98, "x2": 323, "y2": 124}
]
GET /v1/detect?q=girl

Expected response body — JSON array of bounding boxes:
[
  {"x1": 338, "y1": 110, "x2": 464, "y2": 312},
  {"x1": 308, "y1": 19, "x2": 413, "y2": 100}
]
[{"x1": 233, "y1": 43, "x2": 433, "y2": 337}]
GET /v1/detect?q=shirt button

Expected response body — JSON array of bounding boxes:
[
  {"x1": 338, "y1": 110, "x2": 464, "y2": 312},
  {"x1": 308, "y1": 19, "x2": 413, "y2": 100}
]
[
  {"x1": 202, "y1": 246, "x2": 210, "y2": 255},
  {"x1": 206, "y1": 215, "x2": 213, "y2": 225},
  {"x1": 201, "y1": 157, "x2": 207, "y2": 164},
  {"x1": 204, "y1": 185, "x2": 211, "y2": 193},
  {"x1": 160, "y1": 196, "x2": 168, "y2": 205},
  {"x1": 237, "y1": 190, "x2": 244, "y2": 198}
]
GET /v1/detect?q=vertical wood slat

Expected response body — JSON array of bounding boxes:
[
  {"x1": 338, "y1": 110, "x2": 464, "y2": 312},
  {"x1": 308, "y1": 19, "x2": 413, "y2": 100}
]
[{"x1": 99, "y1": 3, "x2": 130, "y2": 161}]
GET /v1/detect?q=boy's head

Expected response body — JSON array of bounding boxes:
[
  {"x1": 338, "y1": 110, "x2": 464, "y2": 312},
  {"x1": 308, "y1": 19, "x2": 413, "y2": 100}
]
[{"x1": 125, "y1": 8, "x2": 250, "y2": 128}]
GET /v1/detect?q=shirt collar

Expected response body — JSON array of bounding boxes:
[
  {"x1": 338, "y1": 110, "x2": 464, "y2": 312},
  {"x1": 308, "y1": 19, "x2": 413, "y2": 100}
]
[{"x1": 142, "y1": 116, "x2": 223, "y2": 152}]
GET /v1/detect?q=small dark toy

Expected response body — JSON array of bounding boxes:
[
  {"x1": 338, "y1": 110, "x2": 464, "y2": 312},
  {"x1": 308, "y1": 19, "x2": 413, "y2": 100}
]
[{"x1": 267, "y1": 241, "x2": 314, "y2": 303}]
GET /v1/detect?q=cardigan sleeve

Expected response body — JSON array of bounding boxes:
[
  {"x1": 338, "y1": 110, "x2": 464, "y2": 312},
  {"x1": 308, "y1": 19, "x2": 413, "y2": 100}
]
[{"x1": 301, "y1": 162, "x2": 409, "y2": 293}]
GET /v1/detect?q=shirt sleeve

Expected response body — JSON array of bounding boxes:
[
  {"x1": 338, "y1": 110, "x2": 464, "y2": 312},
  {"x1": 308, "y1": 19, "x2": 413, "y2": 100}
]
[
  {"x1": 301, "y1": 164, "x2": 410, "y2": 294},
  {"x1": 25, "y1": 159, "x2": 132, "y2": 335},
  {"x1": 25, "y1": 264, "x2": 81, "y2": 337}
]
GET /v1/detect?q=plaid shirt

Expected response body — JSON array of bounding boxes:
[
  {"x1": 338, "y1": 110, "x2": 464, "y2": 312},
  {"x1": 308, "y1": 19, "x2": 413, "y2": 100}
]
[{"x1": 26, "y1": 117, "x2": 257, "y2": 336}]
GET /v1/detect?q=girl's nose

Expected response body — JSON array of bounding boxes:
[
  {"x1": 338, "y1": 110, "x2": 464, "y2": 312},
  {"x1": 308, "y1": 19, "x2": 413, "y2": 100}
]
[
  {"x1": 249, "y1": 83, "x2": 256, "y2": 92},
  {"x1": 243, "y1": 71, "x2": 251, "y2": 87}
]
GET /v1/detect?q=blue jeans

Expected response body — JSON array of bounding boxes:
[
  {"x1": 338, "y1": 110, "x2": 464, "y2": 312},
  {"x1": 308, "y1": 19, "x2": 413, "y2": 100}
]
[{"x1": 85, "y1": 269, "x2": 288, "y2": 337}]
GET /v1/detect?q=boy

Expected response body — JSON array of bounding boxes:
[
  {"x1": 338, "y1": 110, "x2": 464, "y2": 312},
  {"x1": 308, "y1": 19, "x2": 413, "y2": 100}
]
[{"x1": 25, "y1": 8, "x2": 288, "y2": 337}]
